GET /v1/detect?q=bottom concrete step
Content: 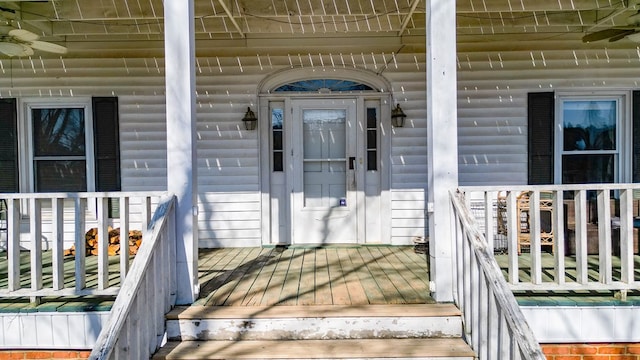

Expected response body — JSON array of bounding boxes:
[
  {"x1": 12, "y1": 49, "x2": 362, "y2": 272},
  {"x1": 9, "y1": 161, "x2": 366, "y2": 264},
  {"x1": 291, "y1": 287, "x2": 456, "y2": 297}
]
[{"x1": 153, "y1": 338, "x2": 476, "y2": 360}]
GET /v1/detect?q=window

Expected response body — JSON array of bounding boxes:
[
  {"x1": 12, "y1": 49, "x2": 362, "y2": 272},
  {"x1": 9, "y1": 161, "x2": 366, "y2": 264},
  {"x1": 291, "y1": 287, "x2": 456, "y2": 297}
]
[
  {"x1": 527, "y1": 91, "x2": 637, "y2": 185},
  {"x1": 0, "y1": 97, "x2": 120, "y2": 194},
  {"x1": 556, "y1": 95, "x2": 626, "y2": 184},
  {"x1": 272, "y1": 105, "x2": 284, "y2": 172},
  {"x1": 29, "y1": 105, "x2": 91, "y2": 192}
]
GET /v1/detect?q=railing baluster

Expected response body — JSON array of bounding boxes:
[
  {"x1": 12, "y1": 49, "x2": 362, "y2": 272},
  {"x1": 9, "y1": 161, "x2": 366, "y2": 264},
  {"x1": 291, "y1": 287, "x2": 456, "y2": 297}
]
[
  {"x1": 619, "y1": 189, "x2": 634, "y2": 284},
  {"x1": 52, "y1": 198, "x2": 65, "y2": 290},
  {"x1": 97, "y1": 197, "x2": 110, "y2": 290},
  {"x1": 597, "y1": 189, "x2": 613, "y2": 284},
  {"x1": 8, "y1": 199, "x2": 21, "y2": 291},
  {"x1": 529, "y1": 191, "x2": 542, "y2": 284},
  {"x1": 119, "y1": 196, "x2": 130, "y2": 280},
  {"x1": 75, "y1": 197, "x2": 87, "y2": 290},
  {"x1": 553, "y1": 190, "x2": 565, "y2": 285},
  {"x1": 484, "y1": 191, "x2": 494, "y2": 254},
  {"x1": 29, "y1": 198, "x2": 43, "y2": 296},
  {"x1": 478, "y1": 269, "x2": 489, "y2": 359},
  {"x1": 575, "y1": 189, "x2": 589, "y2": 284},
  {"x1": 506, "y1": 191, "x2": 519, "y2": 284}
]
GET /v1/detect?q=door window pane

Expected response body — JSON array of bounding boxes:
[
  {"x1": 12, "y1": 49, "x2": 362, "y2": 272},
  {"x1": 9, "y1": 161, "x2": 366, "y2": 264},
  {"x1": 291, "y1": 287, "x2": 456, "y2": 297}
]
[{"x1": 303, "y1": 109, "x2": 346, "y2": 207}]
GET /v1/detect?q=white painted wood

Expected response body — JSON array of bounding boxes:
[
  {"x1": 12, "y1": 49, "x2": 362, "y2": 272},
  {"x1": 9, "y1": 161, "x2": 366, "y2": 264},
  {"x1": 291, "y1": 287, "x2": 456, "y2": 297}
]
[
  {"x1": 461, "y1": 184, "x2": 640, "y2": 293},
  {"x1": 597, "y1": 189, "x2": 613, "y2": 284},
  {"x1": 291, "y1": 99, "x2": 358, "y2": 244},
  {"x1": 90, "y1": 195, "x2": 176, "y2": 359},
  {"x1": 552, "y1": 190, "x2": 565, "y2": 285},
  {"x1": 522, "y1": 305, "x2": 640, "y2": 343},
  {"x1": 507, "y1": 191, "x2": 518, "y2": 285},
  {"x1": 484, "y1": 192, "x2": 494, "y2": 254},
  {"x1": 8, "y1": 199, "x2": 20, "y2": 291},
  {"x1": 575, "y1": 190, "x2": 588, "y2": 285},
  {"x1": 29, "y1": 198, "x2": 43, "y2": 293},
  {"x1": 97, "y1": 197, "x2": 109, "y2": 290},
  {"x1": 51, "y1": 198, "x2": 64, "y2": 290},
  {"x1": 165, "y1": 0, "x2": 198, "y2": 305},
  {"x1": 1, "y1": 193, "x2": 164, "y2": 299},
  {"x1": 619, "y1": 189, "x2": 634, "y2": 284},
  {"x1": 75, "y1": 197, "x2": 87, "y2": 290},
  {"x1": 529, "y1": 191, "x2": 542, "y2": 285},
  {"x1": 119, "y1": 196, "x2": 130, "y2": 280},
  {"x1": 450, "y1": 190, "x2": 546, "y2": 359}
]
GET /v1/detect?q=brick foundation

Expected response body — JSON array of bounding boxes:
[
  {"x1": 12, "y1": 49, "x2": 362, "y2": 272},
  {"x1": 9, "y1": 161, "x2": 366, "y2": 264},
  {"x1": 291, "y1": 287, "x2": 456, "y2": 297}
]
[
  {"x1": 542, "y1": 343, "x2": 640, "y2": 359},
  {"x1": 0, "y1": 351, "x2": 90, "y2": 360}
]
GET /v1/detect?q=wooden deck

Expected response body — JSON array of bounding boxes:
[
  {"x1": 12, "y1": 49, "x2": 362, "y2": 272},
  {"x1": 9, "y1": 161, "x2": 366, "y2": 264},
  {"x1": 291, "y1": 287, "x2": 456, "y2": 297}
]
[{"x1": 194, "y1": 246, "x2": 433, "y2": 306}]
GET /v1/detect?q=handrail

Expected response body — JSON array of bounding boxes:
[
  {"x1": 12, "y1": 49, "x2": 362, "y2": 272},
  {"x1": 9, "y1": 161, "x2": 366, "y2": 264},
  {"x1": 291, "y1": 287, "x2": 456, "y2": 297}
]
[
  {"x1": 0, "y1": 191, "x2": 167, "y2": 299},
  {"x1": 89, "y1": 194, "x2": 177, "y2": 360},
  {"x1": 459, "y1": 185, "x2": 638, "y2": 292},
  {"x1": 450, "y1": 189, "x2": 545, "y2": 359}
]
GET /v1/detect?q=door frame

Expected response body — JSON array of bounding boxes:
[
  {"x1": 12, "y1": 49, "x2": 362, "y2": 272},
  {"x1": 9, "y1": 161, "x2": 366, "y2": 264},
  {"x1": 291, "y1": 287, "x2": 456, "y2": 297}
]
[{"x1": 258, "y1": 69, "x2": 393, "y2": 246}]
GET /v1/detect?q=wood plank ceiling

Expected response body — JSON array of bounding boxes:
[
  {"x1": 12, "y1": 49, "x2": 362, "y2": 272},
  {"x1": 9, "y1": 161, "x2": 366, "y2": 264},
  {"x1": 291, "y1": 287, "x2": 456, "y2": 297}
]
[{"x1": 0, "y1": 0, "x2": 638, "y2": 56}]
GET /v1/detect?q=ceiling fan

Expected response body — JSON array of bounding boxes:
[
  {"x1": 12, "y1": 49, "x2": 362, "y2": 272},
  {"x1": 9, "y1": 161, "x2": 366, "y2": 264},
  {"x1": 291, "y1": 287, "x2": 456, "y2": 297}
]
[
  {"x1": 582, "y1": 1, "x2": 640, "y2": 43},
  {"x1": 0, "y1": 26, "x2": 67, "y2": 56}
]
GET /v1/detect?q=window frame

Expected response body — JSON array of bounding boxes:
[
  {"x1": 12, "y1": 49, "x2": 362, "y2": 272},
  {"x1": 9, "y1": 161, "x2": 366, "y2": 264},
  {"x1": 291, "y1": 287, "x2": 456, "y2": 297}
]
[
  {"x1": 19, "y1": 97, "x2": 96, "y2": 193},
  {"x1": 554, "y1": 91, "x2": 632, "y2": 184}
]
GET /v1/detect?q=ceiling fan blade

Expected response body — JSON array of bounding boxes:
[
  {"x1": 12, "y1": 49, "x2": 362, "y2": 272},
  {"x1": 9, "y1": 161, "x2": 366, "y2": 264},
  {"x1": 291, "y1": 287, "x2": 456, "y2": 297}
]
[
  {"x1": 30, "y1": 40, "x2": 67, "y2": 54},
  {"x1": 582, "y1": 28, "x2": 632, "y2": 42},
  {"x1": 0, "y1": 42, "x2": 33, "y2": 56},
  {"x1": 8, "y1": 28, "x2": 39, "y2": 42}
]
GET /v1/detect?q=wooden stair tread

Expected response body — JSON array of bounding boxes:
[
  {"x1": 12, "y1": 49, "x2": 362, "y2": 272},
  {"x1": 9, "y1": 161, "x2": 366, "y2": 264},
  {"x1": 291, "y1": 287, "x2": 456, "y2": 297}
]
[
  {"x1": 153, "y1": 338, "x2": 475, "y2": 359},
  {"x1": 166, "y1": 303, "x2": 461, "y2": 320}
]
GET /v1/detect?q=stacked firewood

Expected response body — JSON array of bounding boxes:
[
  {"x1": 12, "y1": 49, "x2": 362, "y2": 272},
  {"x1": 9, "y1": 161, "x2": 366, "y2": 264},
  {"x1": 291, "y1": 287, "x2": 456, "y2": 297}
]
[{"x1": 64, "y1": 227, "x2": 143, "y2": 256}]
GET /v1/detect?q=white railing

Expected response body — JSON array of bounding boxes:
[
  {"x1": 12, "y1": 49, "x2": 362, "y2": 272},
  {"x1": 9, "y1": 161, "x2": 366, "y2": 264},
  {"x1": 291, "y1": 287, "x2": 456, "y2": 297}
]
[
  {"x1": 459, "y1": 184, "x2": 639, "y2": 293},
  {"x1": 90, "y1": 194, "x2": 176, "y2": 359},
  {"x1": 450, "y1": 190, "x2": 545, "y2": 360},
  {"x1": 0, "y1": 191, "x2": 166, "y2": 298}
]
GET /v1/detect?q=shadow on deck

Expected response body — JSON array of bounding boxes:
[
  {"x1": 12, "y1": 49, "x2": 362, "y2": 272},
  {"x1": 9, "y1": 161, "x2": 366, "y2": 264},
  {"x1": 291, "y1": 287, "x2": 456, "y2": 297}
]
[{"x1": 194, "y1": 246, "x2": 434, "y2": 306}]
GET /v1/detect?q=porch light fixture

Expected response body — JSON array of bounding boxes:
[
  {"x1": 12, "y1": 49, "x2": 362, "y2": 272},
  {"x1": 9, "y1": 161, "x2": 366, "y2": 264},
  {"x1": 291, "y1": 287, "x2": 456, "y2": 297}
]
[
  {"x1": 242, "y1": 107, "x2": 258, "y2": 130},
  {"x1": 391, "y1": 104, "x2": 406, "y2": 128}
]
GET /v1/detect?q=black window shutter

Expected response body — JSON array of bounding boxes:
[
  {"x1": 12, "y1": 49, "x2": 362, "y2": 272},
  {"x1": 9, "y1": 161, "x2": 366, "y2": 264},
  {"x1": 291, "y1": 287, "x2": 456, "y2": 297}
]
[
  {"x1": 634, "y1": 91, "x2": 640, "y2": 182},
  {"x1": 92, "y1": 97, "x2": 121, "y2": 192},
  {"x1": 528, "y1": 92, "x2": 555, "y2": 184},
  {"x1": 0, "y1": 99, "x2": 18, "y2": 193}
]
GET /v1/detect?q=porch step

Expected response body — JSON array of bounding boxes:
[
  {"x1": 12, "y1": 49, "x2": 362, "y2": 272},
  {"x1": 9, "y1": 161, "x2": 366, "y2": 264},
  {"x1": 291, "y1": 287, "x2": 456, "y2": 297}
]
[
  {"x1": 154, "y1": 304, "x2": 475, "y2": 359},
  {"x1": 153, "y1": 338, "x2": 475, "y2": 359}
]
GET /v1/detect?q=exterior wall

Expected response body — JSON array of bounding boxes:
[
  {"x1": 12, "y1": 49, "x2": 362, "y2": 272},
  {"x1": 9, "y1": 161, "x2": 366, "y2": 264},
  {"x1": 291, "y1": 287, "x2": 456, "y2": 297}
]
[
  {"x1": 456, "y1": 43, "x2": 640, "y2": 186},
  {"x1": 0, "y1": 350, "x2": 90, "y2": 359},
  {"x1": 542, "y1": 343, "x2": 640, "y2": 359},
  {"x1": 0, "y1": 50, "x2": 429, "y2": 247}
]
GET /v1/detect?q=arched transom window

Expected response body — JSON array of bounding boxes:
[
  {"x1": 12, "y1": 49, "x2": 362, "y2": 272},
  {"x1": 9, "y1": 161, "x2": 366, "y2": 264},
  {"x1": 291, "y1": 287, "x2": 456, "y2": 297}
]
[{"x1": 274, "y1": 79, "x2": 375, "y2": 92}]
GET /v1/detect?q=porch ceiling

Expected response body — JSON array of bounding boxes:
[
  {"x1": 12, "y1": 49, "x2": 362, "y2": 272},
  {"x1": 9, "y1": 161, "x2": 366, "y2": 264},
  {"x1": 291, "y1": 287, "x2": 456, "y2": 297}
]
[{"x1": 0, "y1": 0, "x2": 638, "y2": 57}]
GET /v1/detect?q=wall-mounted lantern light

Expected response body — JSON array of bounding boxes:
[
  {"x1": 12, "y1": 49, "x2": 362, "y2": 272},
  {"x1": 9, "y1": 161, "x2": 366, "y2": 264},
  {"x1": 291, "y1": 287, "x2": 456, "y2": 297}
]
[
  {"x1": 242, "y1": 107, "x2": 258, "y2": 130},
  {"x1": 391, "y1": 104, "x2": 406, "y2": 128}
]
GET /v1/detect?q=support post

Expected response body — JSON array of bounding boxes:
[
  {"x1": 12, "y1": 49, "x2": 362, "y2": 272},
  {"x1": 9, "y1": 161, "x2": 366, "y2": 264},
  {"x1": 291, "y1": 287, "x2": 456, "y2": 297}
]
[
  {"x1": 165, "y1": 0, "x2": 198, "y2": 304},
  {"x1": 426, "y1": 0, "x2": 458, "y2": 302}
]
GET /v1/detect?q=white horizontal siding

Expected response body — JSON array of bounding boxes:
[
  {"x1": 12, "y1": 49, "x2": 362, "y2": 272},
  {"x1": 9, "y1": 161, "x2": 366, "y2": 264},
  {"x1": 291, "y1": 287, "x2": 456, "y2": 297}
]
[
  {"x1": 390, "y1": 189, "x2": 427, "y2": 245},
  {"x1": 457, "y1": 43, "x2": 640, "y2": 186},
  {"x1": 197, "y1": 192, "x2": 261, "y2": 247}
]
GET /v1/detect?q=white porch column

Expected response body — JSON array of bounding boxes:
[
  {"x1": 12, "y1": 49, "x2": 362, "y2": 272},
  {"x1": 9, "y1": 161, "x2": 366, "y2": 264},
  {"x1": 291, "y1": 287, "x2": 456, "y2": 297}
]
[
  {"x1": 164, "y1": 0, "x2": 198, "y2": 304},
  {"x1": 426, "y1": 0, "x2": 458, "y2": 302}
]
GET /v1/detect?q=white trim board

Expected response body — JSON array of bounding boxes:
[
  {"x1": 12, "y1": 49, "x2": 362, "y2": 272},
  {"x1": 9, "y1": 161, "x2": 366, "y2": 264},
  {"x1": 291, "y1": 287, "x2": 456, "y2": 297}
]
[
  {"x1": 0, "y1": 311, "x2": 109, "y2": 349},
  {"x1": 521, "y1": 305, "x2": 640, "y2": 343}
]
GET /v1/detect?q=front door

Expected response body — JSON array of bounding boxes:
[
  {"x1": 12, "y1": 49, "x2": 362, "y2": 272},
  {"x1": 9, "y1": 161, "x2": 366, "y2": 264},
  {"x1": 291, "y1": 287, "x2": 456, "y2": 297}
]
[{"x1": 291, "y1": 99, "x2": 359, "y2": 244}]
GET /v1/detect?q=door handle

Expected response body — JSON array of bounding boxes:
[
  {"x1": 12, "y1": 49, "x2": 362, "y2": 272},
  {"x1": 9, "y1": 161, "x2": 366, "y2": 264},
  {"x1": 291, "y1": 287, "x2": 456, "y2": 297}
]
[{"x1": 349, "y1": 157, "x2": 356, "y2": 170}]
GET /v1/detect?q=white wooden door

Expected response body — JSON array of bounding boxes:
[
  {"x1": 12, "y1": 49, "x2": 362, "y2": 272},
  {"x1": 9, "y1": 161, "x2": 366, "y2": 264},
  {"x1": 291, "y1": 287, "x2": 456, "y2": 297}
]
[{"x1": 291, "y1": 99, "x2": 358, "y2": 244}]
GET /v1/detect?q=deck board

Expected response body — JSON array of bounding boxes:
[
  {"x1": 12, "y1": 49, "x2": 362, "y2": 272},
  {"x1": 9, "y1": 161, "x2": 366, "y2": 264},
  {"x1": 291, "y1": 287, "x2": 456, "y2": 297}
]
[{"x1": 194, "y1": 246, "x2": 433, "y2": 306}]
